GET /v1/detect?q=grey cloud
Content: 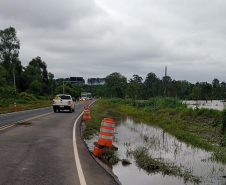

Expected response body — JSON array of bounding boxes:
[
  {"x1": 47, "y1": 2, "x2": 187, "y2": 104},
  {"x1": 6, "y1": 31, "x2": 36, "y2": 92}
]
[
  {"x1": 0, "y1": 0, "x2": 103, "y2": 29},
  {"x1": 0, "y1": 0, "x2": 226, "y2": 84}
]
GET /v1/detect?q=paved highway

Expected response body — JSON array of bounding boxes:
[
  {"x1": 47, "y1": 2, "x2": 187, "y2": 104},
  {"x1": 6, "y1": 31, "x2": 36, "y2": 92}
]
[
  {"x1": 0, "y1": 106, "x2": 53, "y2": 127},
  {"x1": 0, "y1": 100, "x2": 120, "y2": 185}
]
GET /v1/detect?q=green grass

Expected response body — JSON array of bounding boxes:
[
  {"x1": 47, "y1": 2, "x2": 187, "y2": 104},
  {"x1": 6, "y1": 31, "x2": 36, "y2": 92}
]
[
  {"x1": 88, "y1": 98, "x2": 226, "y2": 163},
  {"x1": 0, "y1": 100, "x2": 52, "y2": 114},
  {"x1": 133, "y1": 147, "x2": 201, "y2": 184},
  {"x1": 98, "y1": 149, "x2": 120, "y2": 165},
  {"x1": 82, "y1": 101, "x2": 113, "y2": 139}
]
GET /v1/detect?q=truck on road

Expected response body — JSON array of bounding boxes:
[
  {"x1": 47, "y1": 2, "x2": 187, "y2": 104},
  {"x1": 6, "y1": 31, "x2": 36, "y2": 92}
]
[
  {"x1": 81, "y1": 92, "x2": 88, "y2": 101},
  {"x1": 80, "y1": 92, "x2": 92, "y2": 101},
  {"x1": 87, "y1": 93, "x2": 92, "y2": 100},
  {"x1": 53, "y1": 94, "x2": 75, "y2": 113}
]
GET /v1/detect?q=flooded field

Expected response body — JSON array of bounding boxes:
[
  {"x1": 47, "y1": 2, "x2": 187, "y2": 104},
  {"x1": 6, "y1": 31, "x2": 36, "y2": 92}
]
[
  {"x1": 183, "y1": 100, "x2": 226, "y2": 110},
  {"x1": 85, "y1": 108, "x2": 226, "y2": 185}
]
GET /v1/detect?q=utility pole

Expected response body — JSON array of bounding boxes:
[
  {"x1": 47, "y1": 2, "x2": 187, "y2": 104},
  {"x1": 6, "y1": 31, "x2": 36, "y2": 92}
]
[
  {"x1": 63, "y1": 81, "x2": 68, "y2": 94},
  {"x1": 13, "y1": 67, "x2": 16, "y2": 91},
  {"x1": 164, "y1": 66, "x2": 167, "y2": 98},
  {"x1": 11, "y1": 55, "x2": 16, "y2": 91}
]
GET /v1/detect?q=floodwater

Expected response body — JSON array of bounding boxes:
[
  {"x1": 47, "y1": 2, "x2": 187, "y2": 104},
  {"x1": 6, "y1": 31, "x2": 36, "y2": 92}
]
[
  {"x1": 183, "y1": 100, "x2": 226, "y2": 110},
  {"x1": 85, "y1": 109, "x2": 226, "y2": 185}
]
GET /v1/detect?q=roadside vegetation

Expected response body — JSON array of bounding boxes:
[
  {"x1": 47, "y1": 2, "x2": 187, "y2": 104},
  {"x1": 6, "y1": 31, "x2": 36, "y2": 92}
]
[
  {"x1": 85, "y1": 98, "x2": 226, "y2": 164},
  {"x1": 0, "y1": 92, "x2": 52, "y2": 114},
  {"x1": 1, "y1": 26, "x2": 226, "y2": 116},
  {"x1": 2, "y1": 25, "x2": 226, "y2": 182},
  {"x1": 82, "y1": 101, "x2": 114, "y2": 139},
  {"x1": 132, "y1": 147, "x2": 201, "y2": 184}
]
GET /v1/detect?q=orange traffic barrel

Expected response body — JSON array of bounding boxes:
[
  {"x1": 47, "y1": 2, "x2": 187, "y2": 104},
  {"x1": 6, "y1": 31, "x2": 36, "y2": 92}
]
[
  {"x1": 83, "y1": 106, "x2": 91, "y2": 121},
  {"x1": 97, "y1": 118, "x2": 115, "y2": 147},
  {"x1": 14, "y1": 102, "x2": 17, "y2": 112},
  {"x1": 93, "y1": 146, "x2": 104, "y2": 157}
]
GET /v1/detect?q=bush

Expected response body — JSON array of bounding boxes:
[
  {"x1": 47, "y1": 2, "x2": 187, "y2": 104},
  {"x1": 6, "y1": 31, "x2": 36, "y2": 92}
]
[
  {"x1": 0, "y1": 86, "x2": 18, "y2": 99},
  {"x1": 209, "y1": 116, "x2": 222, "y2": 127},
  {"x1": 0, "y1": 98, "x2": 14, "y2": 107},
  {"x1": 19, "y1": 92, "x2": 37, "y2": 101},
  {"x1": 16, "y1": 99, "x2": 31, "y2": 104},
  {"x1": 220, "y1": 134, "x2": 226, "y2": 147},
  {"x1": 36, "y1": 96, "x2": 46, "y2": 100},
  {"x1": 28, "y1": 80, "x2": 42, "y2": 95}
]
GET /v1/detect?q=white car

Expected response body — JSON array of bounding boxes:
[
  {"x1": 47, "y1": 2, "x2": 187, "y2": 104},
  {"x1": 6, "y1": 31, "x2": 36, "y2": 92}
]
[{"x1": 53, "y1": 94, "x2": 75, "y2": 113}]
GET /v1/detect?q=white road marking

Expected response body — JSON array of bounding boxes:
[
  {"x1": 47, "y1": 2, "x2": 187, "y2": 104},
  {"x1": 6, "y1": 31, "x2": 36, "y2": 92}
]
[{"x1": 73, "y1": 112, "x2": 87, "y2": 185}]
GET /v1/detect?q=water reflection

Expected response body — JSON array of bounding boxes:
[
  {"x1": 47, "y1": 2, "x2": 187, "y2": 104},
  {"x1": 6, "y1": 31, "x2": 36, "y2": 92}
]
[
  {"x1": 85, "y1": 112, "x2": 226, "y2": 185},
  {"x1": 183, "y1": 100, "x2": 226, "y2": 110}
]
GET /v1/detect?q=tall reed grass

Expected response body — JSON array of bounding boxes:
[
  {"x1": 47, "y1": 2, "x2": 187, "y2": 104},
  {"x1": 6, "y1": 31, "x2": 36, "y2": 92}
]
[
  {"x1": 83, "y1": 101, "x2": 113, "y2": 139},
  {"x1": 106, "y1": 97, "x2": 187, "y2": 109},
  {"x1": 98, "y1": 98, "x2": 226, "y2": 163},
  {"x1": 133, "y1": 147, "x2": 201, "y2": 184}
]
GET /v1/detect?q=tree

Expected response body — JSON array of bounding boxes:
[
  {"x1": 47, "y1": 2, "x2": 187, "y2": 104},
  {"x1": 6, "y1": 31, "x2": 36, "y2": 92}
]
[
  {"x1": 144, "y1": 72, "x2": 162, "y2": 97},
  {"x1": 138, "y1": 84, "x2": 152, "y2": 100},
  {"x1": 70, "y1": 84, "x2": 81, "y2": 99},
  {"x1": 200, "y1": 82, "x2": 212, "y2": 102},
  {"x1": 55, "y1": 85, "x2": 73, "y2": 96},
  {"x1": 175, "y1": 80, "x2": 190, "y2": 99},
  {"x1": 128, "y1": 74, "x2": 144, "y2": 99},
  {"x1": 0, "y1": 27, "x2": 22, "y2": 86},
  {"x1": 0, "y1": 27, "x2": 20, "y2": 67},
  {"x1": 221, "y1": 82, "x2": 226, "y2": 100},
  {"x1": 191, "y1": 86, "x2": 201, "y2": 101},
  {"x1": 28, "y1": 80, "x2": 42, "y2": 95},
  {"x1": 144, "y1": 72, "x2": 158, "y2": 89},
  {"x1": 126, "y1": 82, "x2": 139, "y2": 100},
  {"x1": 221, "y1": 81, "x2": 226, "y2": 88},
  {"x1": 129, "y1": 74, "x2": 143, "y2": 84},
  {"x1": 105, "y1": 72, "x2": 127, "y2": 98},
  {"x1": 47, "y1": 72, "x2": 56, "y2": 95},
  {"x1": 0, "y1": 64, "x2": 7, "y2": 86},
  {"x1": 212, "y1": 84, "x2": 223, "y2": 100},
  {"x1": 162, "y1": 75, "x2": 172, "y2": 97},
  {"x1": 20, "y1": 65, "x2": 42, "y2": 92},
  {"x1": 29, "y1": 57, "x2": 49, "y2": 91},
  {"x1": 212, "y1": 78, "x2": 219, "y2": 89}
]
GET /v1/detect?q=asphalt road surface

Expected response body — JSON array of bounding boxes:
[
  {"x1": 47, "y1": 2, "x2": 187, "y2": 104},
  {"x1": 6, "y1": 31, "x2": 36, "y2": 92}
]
[{"x1": 0, "y1": 100, "x2": 120, "y2": 185}]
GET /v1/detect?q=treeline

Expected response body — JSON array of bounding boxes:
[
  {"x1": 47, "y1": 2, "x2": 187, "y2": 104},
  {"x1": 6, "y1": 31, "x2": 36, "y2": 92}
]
[
  {"x1": 0, "y1": 27, "x2": 99, "y2": 106},
  {"x1": 0, "y1": 27, "x2": 88, "y2": 102},
  {"x1": 0, "y1": 27, "x2": 57, "y2": 102},
  {"x1": 1, "y1": 27, "x2": 226, "y2": 107},
  {"x1": 102, "y1": 72, "x2": 226, "y2": 100}
]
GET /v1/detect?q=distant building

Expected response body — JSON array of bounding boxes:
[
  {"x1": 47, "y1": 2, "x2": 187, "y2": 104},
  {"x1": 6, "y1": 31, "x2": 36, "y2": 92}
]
[
  {"x1": 87, "y1": 78, "x2": 105, "y2": 85},
  {"x1": 56, "y1": 77, "x2": 85, "y2": 85},
  {"x1": 70, "y1": 77, "x2": 85, "y2": 84}
]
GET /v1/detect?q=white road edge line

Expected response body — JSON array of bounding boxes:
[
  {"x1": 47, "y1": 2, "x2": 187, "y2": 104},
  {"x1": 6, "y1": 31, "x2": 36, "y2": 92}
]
[{"x1": 73, "y1": 112, "x2": 87, "y2": 185}]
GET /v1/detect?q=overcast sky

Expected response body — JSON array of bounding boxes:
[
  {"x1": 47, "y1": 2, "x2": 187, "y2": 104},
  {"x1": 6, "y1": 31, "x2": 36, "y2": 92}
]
[{"x1": 0, "y1": 0, "x2": 226, "y2": 84}]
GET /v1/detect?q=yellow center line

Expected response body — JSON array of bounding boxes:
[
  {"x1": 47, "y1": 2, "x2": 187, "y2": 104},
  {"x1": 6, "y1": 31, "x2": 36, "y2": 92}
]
[
  {"x1": 0, "y1": 112, "x2": 53, "y2": 131},
  {"x1": 0, "y1": 123, "x2": 16, "y2": 130}
]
